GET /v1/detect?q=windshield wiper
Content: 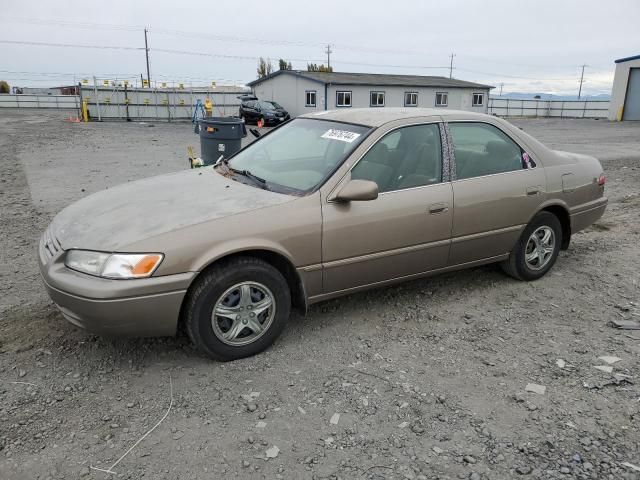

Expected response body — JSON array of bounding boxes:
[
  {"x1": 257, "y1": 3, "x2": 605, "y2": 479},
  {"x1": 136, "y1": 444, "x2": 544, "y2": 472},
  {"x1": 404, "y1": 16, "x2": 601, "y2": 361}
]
[
  {"x1": 237, "y1": 169, "x2": 267, "y2": 187},
  {"x1": 215, "y1": 157, "x2": 267, "y2": 189}
]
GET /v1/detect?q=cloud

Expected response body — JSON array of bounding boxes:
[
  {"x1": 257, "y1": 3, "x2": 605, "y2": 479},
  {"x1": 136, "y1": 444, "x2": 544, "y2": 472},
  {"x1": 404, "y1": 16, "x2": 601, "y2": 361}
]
[{"x1": 1, "y1": 0, "x2": 638, "y2": 94}]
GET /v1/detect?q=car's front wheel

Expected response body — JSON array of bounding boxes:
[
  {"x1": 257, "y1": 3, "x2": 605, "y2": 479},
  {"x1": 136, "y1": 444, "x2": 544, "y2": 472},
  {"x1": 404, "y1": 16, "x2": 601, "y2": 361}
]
[
  {"x1": 184, "y1": 257, "x2": 291, "y2": 361},
  {"x1": 501, "y1": 211, "x2": 562, "y2": 281}
]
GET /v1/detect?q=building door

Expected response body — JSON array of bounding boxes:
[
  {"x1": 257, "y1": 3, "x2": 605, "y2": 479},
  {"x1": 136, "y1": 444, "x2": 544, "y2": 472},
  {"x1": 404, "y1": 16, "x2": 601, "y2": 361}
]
[{"x1": 623, "y1": 68, "x2": 640, "y2": 121}]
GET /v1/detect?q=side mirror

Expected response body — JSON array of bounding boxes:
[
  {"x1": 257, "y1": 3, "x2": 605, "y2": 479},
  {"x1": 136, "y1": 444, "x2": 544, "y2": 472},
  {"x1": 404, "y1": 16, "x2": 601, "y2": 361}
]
[{"x1": 332, "y1": 180, "x2": 378, "y2": 202}]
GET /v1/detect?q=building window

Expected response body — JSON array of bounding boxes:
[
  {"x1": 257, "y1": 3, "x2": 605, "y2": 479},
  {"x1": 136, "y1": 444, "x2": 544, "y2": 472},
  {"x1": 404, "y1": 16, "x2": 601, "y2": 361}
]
[
  {"x1": 472, "y1": 93, "x2": 484, "y2": 107},
  {"x1": 435, "y1": 92, "x2": 448, "y2": 107},
  {"x1": 336, "y1": 91, "x2": 352, "y2": 107},
  {"x1": 404, "y1": 92, "x2": 418, "y2": 107},
  {"x1": 370, "y1": 91, "x2": 385, "y2": 107},
  {"x1": 305, "y1": 90, "x2": 317, "y2": 107}
]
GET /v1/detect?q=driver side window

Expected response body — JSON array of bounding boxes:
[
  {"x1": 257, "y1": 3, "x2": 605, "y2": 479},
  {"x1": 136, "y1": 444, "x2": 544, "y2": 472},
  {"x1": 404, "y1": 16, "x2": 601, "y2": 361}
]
[{"x1": 351, "y1": 124, "x2": 442, "y2": 193}]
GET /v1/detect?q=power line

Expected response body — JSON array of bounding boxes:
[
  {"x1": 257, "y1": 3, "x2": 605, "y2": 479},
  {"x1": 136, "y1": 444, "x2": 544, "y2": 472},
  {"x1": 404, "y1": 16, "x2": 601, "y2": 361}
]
[
  {"x1": 0, "y1": 38, "x2": 609, "y2": 87},
  {"x1": 0, "y1": 17, "x2": 143, "y2": 31},
  {"x1": 0, "y1": 39, "x2": 143, "y2": 51},
  {"x1": 151, "y1": 47, "x2": 451, "y2": 71},
  {"x1": 0, "y1": 42, "x2": 577, "y2": 82},
  {"x1": 455, "y1": 67, "x2": 576, "y2": 82},
  {"x1": 1, "y1": 16, "x2": 613, "y2": 73}
]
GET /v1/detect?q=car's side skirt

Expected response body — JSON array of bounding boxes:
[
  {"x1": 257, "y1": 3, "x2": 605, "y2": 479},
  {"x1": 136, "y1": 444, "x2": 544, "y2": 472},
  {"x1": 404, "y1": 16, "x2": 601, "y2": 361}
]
[{"x1": 306, "y1": 253, "x2": 509, "y2": 305}]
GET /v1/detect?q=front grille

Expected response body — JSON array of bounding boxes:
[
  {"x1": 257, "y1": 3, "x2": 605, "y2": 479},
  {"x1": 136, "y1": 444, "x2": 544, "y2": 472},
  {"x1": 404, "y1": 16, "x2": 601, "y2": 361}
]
[{"x1": 42, "y1": 226, "x2": 62, "y2": 260}]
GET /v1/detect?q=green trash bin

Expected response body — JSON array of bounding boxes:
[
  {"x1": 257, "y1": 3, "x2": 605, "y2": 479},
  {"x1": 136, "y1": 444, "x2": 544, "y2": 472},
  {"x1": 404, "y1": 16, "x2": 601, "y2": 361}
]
[{"x1": 198, "y1": 117, "x2": 247, "y2": 165}]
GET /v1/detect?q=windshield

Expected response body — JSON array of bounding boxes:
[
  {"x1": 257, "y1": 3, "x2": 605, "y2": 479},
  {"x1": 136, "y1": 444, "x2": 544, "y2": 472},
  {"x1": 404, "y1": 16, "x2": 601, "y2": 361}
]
[
  {"x1": 264, "y1": 101, "x2": 282, "y2": 109},
  {"x1": 225, "y1": 118, "x2": 371, "y2": 195},
  {"x1": 259, "y1": 101, "x2": 278, "y2": 111}
]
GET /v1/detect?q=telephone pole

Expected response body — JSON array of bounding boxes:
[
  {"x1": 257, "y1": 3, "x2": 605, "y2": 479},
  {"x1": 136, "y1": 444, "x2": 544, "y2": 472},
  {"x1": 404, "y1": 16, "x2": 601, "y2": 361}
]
[
  {"x1": 325, "y1": 44, "x2": 332, "y2": 70},
  {"x1": 144, "y1": 28, "x2": 151, "y2": 87},
  {"x1": 449, "y1": 53, "x2": 456, "y2": 79},
  {"x1": 499, "y1": 83, "x2": 504, "y2": 96},
  {"x1": 577, "y1": 64, "x2": 587, "y2": 99}
]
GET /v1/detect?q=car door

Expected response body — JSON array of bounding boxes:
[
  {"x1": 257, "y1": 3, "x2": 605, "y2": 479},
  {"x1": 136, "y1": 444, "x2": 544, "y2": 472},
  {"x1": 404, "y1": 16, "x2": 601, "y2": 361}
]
[
  {"x1": 321, "y1": 122, "x2": 453, "y2": 294},
  {"x1": 447, "y1": 121, "x2": 546, "y2": 265},
  {"x1": 243, "y1": 101, "x2": 256, "y2": 121}
]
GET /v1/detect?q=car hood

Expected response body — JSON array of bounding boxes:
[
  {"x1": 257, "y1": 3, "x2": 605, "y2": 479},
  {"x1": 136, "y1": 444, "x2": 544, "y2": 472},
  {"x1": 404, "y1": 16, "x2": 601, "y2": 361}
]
[{"x1": 51, "y1": 168, "x2": 293, "y2": 251}]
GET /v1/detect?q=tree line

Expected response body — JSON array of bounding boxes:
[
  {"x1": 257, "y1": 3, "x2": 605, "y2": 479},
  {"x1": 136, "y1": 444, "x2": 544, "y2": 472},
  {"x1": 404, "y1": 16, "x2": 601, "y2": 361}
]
[{"x1": 257, "y1": 57, "x2": 333, "y2": 78}]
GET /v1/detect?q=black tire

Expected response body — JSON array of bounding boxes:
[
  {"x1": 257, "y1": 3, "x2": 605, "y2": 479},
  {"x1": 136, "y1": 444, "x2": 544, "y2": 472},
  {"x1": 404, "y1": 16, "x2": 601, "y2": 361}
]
[
  {"x1": 184, "y1": 257, "x2": 291, "y2": 361},
  {"x1": 501, "y1": 211, "x2": 562, "y2": 281}
]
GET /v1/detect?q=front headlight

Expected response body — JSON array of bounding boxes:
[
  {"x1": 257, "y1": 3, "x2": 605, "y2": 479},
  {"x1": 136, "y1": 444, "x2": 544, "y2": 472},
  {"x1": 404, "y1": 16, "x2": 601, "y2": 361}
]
[{"x1": 65, "y1": 250, "x2": 164, "y2": 279}]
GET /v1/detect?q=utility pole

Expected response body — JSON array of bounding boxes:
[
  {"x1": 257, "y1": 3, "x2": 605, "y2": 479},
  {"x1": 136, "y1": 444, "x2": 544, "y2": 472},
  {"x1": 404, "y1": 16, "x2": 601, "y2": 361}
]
[
  {"x1": 144, "y1": 28, "x2": 151, "y2": 87},
  {"x1": 499, "y1": 83, "x2": 504, "y2": 96},
  {"x1": 577, "y1": 64, "x2": 587, "y2": 99},
  {"x1": 449, "y1": 53, "x2": 456, "y2": 79},
  {"x1": 325, "y1": 44, "x2": 332, "y2": 69}
]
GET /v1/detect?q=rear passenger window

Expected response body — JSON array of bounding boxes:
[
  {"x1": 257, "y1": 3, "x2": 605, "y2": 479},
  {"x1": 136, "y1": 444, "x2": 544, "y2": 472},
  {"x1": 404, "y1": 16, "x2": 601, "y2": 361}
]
[
  {"x1": 351, "y1": 124, "x2": 442, "y2": 193},
  {"x1": 449, "y1": 123, "x2": 525, "y2": 180}
]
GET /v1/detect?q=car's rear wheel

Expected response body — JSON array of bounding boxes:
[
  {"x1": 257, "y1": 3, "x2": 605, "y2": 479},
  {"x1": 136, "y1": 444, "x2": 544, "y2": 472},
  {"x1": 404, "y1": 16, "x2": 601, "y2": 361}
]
[
  {"x1": 184, "y1": 257, "x2": 291, "y2": 361},
  {"x1": 501, "y1": 211, "x2": 562, "y2": 281}
]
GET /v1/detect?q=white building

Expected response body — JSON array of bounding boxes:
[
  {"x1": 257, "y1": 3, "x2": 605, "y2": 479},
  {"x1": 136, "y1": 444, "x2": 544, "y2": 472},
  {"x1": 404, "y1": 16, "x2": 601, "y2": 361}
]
[
  {"x1": 608, "y1": 54, "x2": 640, "y2": 121},
  {"x1": 248, "y1": 71, "x2": 493, "y2": 117}
]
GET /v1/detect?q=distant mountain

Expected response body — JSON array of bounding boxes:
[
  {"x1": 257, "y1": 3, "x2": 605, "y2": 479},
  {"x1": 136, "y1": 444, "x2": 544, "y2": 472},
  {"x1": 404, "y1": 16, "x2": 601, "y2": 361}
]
[{"x1": 493, "y1": 92, "x2": 610, "y2": 101}]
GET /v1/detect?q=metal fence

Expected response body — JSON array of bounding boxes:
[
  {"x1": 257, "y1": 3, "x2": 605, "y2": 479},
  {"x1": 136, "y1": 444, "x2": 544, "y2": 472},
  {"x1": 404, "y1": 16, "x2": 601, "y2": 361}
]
[
  {"x1": 79, "y1": 85, "x2": 248, "y2": 121},
  {"x1": 0, "y1": 94, "x2": 79, "y2": 109},
  {"x1": 488, "y1": 97, "x2": 610, "y2": 119}
]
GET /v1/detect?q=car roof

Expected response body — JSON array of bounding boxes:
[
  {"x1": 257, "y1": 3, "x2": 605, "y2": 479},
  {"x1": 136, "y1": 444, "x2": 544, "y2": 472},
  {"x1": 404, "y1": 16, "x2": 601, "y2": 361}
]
[{"x1": 299, "y1": 108, "x2": 492, "y2": 127}]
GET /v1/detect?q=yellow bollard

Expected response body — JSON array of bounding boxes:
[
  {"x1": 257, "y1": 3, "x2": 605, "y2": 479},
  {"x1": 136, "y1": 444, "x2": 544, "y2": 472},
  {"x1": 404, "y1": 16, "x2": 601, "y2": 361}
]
[{"x1": 82, "y1": 99, "x2": 89, "y2": 122}]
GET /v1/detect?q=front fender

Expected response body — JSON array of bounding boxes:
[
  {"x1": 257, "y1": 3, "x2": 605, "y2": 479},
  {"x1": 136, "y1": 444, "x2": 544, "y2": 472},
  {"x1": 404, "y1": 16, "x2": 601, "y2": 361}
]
[{"x1": 191, "y1": 238, "x2": 298, "y2": 272}]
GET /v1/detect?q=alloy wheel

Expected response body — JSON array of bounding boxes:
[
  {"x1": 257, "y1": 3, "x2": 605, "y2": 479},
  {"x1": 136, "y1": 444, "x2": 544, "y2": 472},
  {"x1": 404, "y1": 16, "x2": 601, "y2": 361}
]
[
  {"x1": 211, "y1": 282, "x2": 276, "y2": 346},
  {"x1": 525, "y1": 226, "x2": 555, "y2": 271}
]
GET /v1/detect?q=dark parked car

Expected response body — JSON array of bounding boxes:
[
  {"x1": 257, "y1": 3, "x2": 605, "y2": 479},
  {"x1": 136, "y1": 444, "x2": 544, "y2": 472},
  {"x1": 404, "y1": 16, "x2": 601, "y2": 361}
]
[{"x1": 239, "y1": 99, "x2": 290, "y2": 125}]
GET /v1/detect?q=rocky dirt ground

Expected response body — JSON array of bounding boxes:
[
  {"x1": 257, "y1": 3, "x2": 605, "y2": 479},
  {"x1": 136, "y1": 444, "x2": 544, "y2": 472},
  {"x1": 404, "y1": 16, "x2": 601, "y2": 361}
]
[{"x1": 0, "y1": 110, "x2": 639, "y2": 480}]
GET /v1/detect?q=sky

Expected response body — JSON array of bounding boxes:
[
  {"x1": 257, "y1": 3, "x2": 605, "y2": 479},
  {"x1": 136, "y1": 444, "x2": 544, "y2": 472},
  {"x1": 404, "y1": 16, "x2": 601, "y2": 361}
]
[{"x1": 1, "y1": 0, "x2": 639, "y2": 96}]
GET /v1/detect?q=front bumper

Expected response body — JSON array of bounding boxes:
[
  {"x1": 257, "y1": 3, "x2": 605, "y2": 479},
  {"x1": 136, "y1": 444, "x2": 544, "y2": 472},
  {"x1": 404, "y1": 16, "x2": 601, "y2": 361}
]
[
  {"x1": 39, "y1": 235, "x2": 196, "y2": 337},
  {"x1": 265, "y1": 115, "x2": 289, "y2": 124}
]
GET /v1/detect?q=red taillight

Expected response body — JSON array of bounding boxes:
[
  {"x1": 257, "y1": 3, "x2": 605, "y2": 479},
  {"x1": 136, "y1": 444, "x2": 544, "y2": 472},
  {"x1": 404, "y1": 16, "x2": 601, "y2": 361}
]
[{"x1": 597, "y1": 174, "x2": 606, "y2": 186}]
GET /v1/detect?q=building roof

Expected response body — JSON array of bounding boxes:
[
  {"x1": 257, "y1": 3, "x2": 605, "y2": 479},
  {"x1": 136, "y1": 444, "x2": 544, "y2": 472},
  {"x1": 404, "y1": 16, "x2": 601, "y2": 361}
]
[
  {"x1": 299, "y1": 107, "x2": 490, "y2": 127},
  {"x1": 615, "y1": 54, "x2": 640, "y2": 64},
  {"x1": 247, "y1": 70, "x2": 493, "y2": 89}
]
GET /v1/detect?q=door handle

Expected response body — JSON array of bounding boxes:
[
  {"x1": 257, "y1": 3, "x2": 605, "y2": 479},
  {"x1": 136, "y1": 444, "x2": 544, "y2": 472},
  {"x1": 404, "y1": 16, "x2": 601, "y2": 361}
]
[
  {"x1": 526, "y1": 186, "x2": 540, "y2": 196},
  {"x1": 428, "y1": 203, "x2": 449, "y2": 214}
]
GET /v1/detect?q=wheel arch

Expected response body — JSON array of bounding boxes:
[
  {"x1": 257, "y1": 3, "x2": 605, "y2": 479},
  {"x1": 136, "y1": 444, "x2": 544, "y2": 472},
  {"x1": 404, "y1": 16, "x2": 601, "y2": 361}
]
[
  {"x1": 538, "y1": 203, "x2": 571, "y2": 250},
  {"x1": 179, "y1": 248, "x2": 308, "y2": 329}
]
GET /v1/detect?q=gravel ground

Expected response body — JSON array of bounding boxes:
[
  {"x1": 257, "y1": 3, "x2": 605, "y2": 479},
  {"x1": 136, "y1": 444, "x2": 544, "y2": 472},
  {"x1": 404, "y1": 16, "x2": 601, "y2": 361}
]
[{"x1": 1, "y1": 110, "x2": 639, "y2": 480}]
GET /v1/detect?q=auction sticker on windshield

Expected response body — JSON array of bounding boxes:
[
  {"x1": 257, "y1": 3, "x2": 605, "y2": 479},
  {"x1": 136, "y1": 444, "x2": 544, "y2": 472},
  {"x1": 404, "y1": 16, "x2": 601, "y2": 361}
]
[{"x1": 321, "y1": 129, "x2": 361, "y2": 143}]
